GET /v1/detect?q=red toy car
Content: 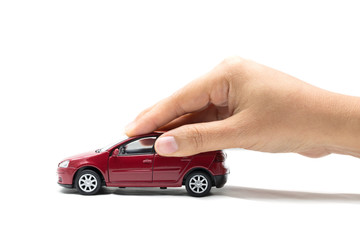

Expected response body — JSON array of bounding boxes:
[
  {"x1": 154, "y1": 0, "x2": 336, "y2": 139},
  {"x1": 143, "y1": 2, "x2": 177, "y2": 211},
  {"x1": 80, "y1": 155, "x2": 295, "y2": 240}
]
[{"x1": 57, "y1": 132, "x2": 228, "y2": 197}]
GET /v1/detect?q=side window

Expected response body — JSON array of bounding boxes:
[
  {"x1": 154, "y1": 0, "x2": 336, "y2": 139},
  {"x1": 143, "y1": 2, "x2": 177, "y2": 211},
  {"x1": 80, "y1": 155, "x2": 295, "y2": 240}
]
[{"x1": 122, "y1": 137, "x2": 156, "y2": 155}]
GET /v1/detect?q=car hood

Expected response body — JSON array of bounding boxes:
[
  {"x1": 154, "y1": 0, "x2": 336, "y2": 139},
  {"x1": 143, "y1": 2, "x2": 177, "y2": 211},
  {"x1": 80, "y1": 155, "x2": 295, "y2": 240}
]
[{"x1": 65, "y1": 151, "x2": 101, "y2": 161}]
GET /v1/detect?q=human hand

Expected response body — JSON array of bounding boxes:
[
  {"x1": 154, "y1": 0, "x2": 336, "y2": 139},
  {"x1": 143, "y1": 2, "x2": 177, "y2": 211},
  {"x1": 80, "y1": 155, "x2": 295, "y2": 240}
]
[{"x1": 125, "y1": 57, "x2": 360, "y2": 158}]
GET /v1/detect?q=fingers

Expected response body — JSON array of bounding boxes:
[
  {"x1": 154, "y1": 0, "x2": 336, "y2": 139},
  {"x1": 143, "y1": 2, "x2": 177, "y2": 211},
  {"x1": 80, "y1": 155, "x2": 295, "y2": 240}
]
[
  {"x1": 125, "y1": 62, "x2": 231, "y2": 137},
  {"x1": 125, "y1": 78, "x2": 211, "y2": 136},
  {"x1": 154, "y1": 117, "x2": 241, "y2": 157},
  {"x1": 125, "y1": 105, "x2": 156, "y2": 133},
  {"x1": 157, "y1": 104, "x2": 228, "y2": 131}
]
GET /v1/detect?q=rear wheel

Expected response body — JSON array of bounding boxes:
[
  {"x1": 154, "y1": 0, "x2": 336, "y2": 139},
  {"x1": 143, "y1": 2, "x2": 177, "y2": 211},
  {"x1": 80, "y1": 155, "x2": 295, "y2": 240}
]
[
  {"x1": 75, "y1": 170, "x2": 101, "y2": 195},
  {"x1": 185, "y1": 171, "x2": 212, "y2": 197}
]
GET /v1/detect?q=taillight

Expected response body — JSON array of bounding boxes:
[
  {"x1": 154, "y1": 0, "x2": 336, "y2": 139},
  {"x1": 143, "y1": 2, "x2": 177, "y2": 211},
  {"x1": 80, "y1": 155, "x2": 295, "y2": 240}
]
[{"x1": 215, "y1": 152, "x2": 226, "y2": 162}]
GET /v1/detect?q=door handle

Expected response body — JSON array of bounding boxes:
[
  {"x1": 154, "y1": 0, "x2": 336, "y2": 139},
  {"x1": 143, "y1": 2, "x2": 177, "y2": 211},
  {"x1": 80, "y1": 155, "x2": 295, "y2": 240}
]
[
  {"x1": 181, "y1": 158, "x2": 191, "y2": 162},
  {"x1": 143, "y1": 159, "x2": 152, "y2": 164}
]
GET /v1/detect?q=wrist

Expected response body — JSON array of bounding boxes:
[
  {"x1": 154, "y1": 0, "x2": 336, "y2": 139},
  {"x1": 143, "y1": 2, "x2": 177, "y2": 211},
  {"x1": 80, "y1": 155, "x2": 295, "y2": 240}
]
[{"x1": 321, "y1": 92, "x2": 360, "y2": 157}]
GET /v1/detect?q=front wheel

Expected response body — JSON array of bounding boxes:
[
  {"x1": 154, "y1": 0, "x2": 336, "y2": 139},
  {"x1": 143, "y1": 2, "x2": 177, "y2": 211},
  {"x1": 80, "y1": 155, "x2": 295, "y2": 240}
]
[
  {"x1": 185, "y1": 171, "x2": 212, "y2": 197},
  {"x1": 75, "y1": 170, "x2": 101, "y2": 195}
]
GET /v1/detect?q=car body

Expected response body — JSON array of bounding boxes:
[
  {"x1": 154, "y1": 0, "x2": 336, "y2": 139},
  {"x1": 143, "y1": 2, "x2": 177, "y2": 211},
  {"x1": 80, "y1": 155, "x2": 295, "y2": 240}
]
[{"x1": 57, "y1": 132, "x2": 229, "y2": 197}]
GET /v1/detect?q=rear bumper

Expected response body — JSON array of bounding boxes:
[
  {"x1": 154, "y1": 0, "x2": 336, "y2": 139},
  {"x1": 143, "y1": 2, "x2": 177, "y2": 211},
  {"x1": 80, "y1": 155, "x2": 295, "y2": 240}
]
[{"x1": 214, "y1": 173, "x2": 228, "y2": 188}]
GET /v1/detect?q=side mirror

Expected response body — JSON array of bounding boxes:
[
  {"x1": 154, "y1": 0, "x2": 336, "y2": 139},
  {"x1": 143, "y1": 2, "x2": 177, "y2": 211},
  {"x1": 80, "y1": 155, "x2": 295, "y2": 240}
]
[
  {"x1": 120, "y1": 147, "x2": 126, "y2": 155},
  {"x1": 112, "y1": 148, "x2": 119, "y2": 157}
]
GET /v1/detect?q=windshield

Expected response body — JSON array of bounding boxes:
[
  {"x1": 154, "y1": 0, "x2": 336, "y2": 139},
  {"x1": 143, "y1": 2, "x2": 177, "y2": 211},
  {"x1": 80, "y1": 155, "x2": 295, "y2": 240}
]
[{"x1": 97, "y1": 135, "x2": 128, "y2": 153}]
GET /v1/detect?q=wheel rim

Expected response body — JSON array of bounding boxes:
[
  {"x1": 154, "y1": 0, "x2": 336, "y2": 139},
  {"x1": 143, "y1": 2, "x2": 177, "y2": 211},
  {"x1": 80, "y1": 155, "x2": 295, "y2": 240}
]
[
  {"x1": 78, "y1": 174, "x2": 98, "y2": 192},
  {"x1": 189, "y1": 174, "x2": 208, "y2": 194}
]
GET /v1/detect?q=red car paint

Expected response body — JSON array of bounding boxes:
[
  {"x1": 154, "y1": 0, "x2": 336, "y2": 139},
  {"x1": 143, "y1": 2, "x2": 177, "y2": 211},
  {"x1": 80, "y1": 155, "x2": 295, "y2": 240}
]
[{"x1": 57, "y1": 132, "x2": 228, "y2": 196}]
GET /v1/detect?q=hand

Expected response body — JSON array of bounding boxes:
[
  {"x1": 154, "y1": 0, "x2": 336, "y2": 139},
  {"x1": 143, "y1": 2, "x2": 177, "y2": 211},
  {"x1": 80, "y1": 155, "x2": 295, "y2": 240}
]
[{"x1": 125, "y1": 57, "x2": 360, "y2": 158}]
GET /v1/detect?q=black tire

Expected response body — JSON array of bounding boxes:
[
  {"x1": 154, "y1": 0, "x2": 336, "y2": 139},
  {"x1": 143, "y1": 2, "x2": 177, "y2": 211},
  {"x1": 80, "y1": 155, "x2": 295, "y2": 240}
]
[
  {"x1": 185, "y1": 171, "x2": 212, "y2": 197},
  {"x1": 75, "y1": 170, "x2": 102, "y2": 195}
]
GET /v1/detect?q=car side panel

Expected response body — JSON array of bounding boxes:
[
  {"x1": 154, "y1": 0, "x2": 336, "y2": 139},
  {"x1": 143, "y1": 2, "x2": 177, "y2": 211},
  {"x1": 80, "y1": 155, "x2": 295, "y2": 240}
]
[
  {"x1": 73, "y1": 152, "x2": 110, "y2": 182},
  {"x1": 106, "y1": 152, "x2": 217, "y2": 187},
  {"x1": 176, "y1": 151, "x2": 217, "y2": 181},
  {"x1": 153, "y1": 154, "x2": 192, "y2": 182},
  {"x1": 108, "y1": 154, "x2": 154, "y2": 182}
]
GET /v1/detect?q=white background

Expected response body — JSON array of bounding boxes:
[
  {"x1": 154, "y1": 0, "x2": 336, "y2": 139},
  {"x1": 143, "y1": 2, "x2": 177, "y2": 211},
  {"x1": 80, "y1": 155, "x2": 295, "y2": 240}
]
[{"x1": 1, "y1": 0, "x2": 360, "y2": 239}]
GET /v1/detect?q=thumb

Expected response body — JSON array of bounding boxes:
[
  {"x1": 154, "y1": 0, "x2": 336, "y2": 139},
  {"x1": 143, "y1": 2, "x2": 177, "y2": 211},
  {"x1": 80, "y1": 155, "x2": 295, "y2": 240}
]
[{"x1": 154, "y1": 118, "x2": 240, "y2": 157}]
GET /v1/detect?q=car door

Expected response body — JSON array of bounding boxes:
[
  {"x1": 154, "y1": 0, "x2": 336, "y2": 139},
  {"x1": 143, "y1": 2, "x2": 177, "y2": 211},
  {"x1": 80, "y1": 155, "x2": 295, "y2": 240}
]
[
  {"x1": 153, "y1": 154, "x2": 192, "y2": 182},
  {"x1": 108, "y1": 136, "x2": 156, "y2": 182}
]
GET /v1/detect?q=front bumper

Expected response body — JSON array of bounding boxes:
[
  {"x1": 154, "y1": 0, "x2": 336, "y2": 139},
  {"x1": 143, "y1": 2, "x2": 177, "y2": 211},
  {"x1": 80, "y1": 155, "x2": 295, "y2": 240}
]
[
  {"x1": 57, "y1": 167, "x2": 76, "y2": 186},
  {"x1": 58, "y1": 183, "x2": 73, "y2": 188},
  {"x1": 213, "y1": 173, "x2": 228, "y2": 188}
]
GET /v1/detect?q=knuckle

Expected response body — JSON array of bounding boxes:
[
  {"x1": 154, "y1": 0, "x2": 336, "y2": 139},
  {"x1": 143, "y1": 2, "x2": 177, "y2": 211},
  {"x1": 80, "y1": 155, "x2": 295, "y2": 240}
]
[
  {"x1": 186, "y1": 124, "x2": 206, "y2": 151},
  {"x1": 170, "y1": 90, "x2": 187, "y2": 116},
  {"x1": 221, "y1": 56, "x2": 246, "y2": 72},
  {"x1": 220, "y1": 56, "x2": 247, "y2": 83}
]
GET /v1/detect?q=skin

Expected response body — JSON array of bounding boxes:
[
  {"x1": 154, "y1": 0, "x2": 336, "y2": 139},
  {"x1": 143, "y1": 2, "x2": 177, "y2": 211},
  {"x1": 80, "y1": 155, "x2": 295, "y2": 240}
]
[{"x1": 126, "y1": 56, "x2": 360, "y2": 158}]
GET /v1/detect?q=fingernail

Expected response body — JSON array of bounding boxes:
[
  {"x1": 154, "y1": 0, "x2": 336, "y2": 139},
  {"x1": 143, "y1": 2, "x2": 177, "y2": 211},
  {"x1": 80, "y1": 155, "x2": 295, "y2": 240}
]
[
  {"x1": 125, "y1": 121, "x2": 136, "y2": 134},
  {"x1": 156, "y1": 136, "x2": 178, "y2": 155}
]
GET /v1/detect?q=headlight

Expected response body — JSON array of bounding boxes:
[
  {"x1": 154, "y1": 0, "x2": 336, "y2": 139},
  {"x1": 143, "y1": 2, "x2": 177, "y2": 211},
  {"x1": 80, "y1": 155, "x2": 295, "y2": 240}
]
[{"x1": 59, "y1": 160, "x2": 69, "y2": 168}]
